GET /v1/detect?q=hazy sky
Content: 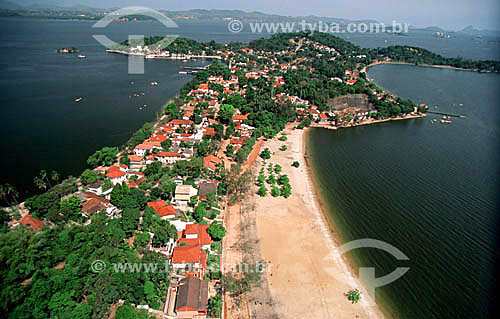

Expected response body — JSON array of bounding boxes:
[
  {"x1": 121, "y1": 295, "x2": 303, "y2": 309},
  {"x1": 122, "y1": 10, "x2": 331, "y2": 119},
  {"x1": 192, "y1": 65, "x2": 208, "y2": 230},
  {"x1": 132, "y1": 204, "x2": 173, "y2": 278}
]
[{"x1": 20, "y1": 0, "x2": 500, "y2": 30}]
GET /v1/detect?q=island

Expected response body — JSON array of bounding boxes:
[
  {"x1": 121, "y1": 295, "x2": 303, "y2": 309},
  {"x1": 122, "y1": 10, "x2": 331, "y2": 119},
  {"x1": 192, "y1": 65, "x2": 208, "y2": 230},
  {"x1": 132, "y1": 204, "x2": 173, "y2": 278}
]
[
  {"x1": 1, "y1": 31, "x2": 499, "y2": 319},
  {"x1": 56, "y1": 47, "x2": 80, "y2": 53}
]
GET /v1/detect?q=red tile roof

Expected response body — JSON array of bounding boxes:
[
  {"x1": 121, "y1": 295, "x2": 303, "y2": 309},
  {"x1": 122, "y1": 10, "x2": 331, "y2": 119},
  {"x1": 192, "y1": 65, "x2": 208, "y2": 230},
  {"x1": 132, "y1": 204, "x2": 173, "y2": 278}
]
[
  {"x1": 128, "y1": 155, "x2": 143, "y2": 162},
  {"x1": 148, "y1": 135, "x2": 167, "y2": 142},
  {"x1": 147, "y1": 200, "x2": 176, "y2": 217},
  {"x1": 203, "y1": 155, "x2": 223, "y2": 170},
  {"x1": 106, "y1": 170, "x2": 126, "y2": 178},
  {"x1": 19, "y1": 214, "x2": 44, "y2": 232},
  {"x1": 157, "y1": 152, "x2": 183, "y2": 158},
  {"x1": 232, "y1": 113, "x2": 250, "y2": 121},
  {"x1": 184, "y1": 224, "x2": 212, "y2": 246},
  {"x1": 82, "y1": 198, "x2": 107, "y2": 215},
  {"x1": 135, "y1": 143, "x2": 153, "y2": 150},
  {"x1": 172, "y1": 245, "x2": 205, "y2": 264}
]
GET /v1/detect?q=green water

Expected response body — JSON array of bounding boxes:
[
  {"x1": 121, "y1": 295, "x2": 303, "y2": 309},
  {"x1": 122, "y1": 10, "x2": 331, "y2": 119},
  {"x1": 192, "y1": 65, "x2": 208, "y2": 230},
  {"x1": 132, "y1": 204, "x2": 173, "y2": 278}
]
[{"x1": 307, "y1": 64, "x2": 499, "y2": 318}]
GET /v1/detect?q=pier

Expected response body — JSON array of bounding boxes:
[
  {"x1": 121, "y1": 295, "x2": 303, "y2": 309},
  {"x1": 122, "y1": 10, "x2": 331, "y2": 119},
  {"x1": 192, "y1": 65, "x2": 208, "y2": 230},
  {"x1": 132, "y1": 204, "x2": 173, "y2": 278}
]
[{"x1": 427, "y1": 111, "x2": 466, "y2": 119}]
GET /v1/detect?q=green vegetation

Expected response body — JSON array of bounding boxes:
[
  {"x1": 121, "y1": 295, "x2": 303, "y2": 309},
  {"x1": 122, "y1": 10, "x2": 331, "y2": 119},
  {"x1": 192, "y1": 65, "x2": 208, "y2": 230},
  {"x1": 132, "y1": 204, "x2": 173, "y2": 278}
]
[
  {"x1": 0, "y1": 212, "x2": 171, "y2": 318},
  {"x1": 374, "y1": 46, "x2": 500, "y2": 72},
  {"x1": 208, "y1": 293, "x2": 223, "y2": 316},
  {"x1": 346, "y1": 289, "x2": 362, "y2": 304},
  {"x1": 207, "y1": 222, "x2": 226, "y2": 241},
  {"x1": 292, "y1": 161, "x2": 300, "y2": 168},
  {"x1": 259, "y1": 148, "x2": 271, "y2": 160},
  {"x1": 87, "y1": 147, "x2": 118, "y2": 168}
]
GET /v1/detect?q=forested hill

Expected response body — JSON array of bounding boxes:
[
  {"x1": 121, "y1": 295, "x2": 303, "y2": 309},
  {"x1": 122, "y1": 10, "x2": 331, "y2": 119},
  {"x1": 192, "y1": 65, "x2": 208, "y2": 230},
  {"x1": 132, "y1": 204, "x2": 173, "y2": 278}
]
[{"x1": 374, "y1": 45, "x2": 500, "y2": 72}]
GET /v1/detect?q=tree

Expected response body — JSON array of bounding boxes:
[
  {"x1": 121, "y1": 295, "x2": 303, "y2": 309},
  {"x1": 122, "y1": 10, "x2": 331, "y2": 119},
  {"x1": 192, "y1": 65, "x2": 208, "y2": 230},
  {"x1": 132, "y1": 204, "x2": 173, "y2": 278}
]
[
  {"x1": 292, "y1": 161, "x2": 300, "y2": 168},
  {"x1": 120, "y1": 156, "x2": 130, "y2": 167},
  {"x1": 208, "y1": 293, "x2": 222, "y2": 317},
  {"x1": 110, "y1": 183, "x2": 130, "y2": 207},
  {"x1": 280, "y1": 145, "x2": 287, "y2": 151},
  {"x1": 25, "y1": 191, "x2": 59, "y2": 219},
  {"x1": 102, "y1": 179, "x2": 112, "y2": 191},
  {"x1": 152, "y1": 220, "x2": 177, "y2": 248},
  {"x1": 80, "y1": 169, "x2": 100, "y2": 185},
  {"x1": 207, "y1": 222, "x2": 226, "y2": 241},
  {"x1": 259, "y1": 148, "x2": 271, "y2": 160},
  {"x1": 274, "y1": 165, "x2": 282, "y2": 174},
  {"x1": 118, "y1": 188, "x2": 148, "y2": 210},
  {"x1": 281, "y1": 183, "x2": 292, "y2": 198},
  {"x1": 271, "y1": 186, "x2": 281, "y2": 197},
  {"x1": 161, "y1": 139, "x2": 172, "y2": 150},
  {"x1": 134, "y1": 231, "x2": 150, "y2": 250},
  {"x1": 50, "y1": 171, "x2": 60, "y2": 184},
  {"x1": 87, "y1": 147, "x2": 118, "y2": 168},
  {"x1": 121, "y1": 208, "x2": 140, "y2": 236},
  {"x1": 115, "y1": 304, "x2": 137, "y2": 319},
  {"x1": 257, "y1": 184, "x2": 267, "y2": 197},
  {"x1": 346, "y1": 289, "x2": 361, "y2": 304},
  {"x1": 60, "y1": 196, "x2": 83, "y2": 221},
  {"x1": 70, "y1": 303, "x2": 92, "y2": 319},
  {"x1": 218, "y1": 104, "x2": 235, "y2": 124},
  {"x1": 193, "y1": 204, "x2": 207, "y2": 222}
]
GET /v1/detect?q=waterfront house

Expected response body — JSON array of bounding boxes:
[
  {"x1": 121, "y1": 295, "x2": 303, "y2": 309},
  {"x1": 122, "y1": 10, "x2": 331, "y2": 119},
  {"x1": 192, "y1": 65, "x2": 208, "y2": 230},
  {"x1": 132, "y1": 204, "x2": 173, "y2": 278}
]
[
  {"x1": 174, "y1": 276, "x2": 209, "y2": 319},
  {"x1": 134, "y1": 143, "x2": 153, "y2": 156},
  {"x1": 105, "y1": 170, "x2": 126, "y2": 185},
  {"x1": 171, "y1": 244, "x2": 207, "y2": 278},
  {"x1": 128, "y1": 155, "x2": 144, "y2": 167},
  {"x1": 157, "y1": 152, "x2": 184, "y2": 165},
  {"x1": 182, "y1": 223, "x2": 212, "y2": 250}
]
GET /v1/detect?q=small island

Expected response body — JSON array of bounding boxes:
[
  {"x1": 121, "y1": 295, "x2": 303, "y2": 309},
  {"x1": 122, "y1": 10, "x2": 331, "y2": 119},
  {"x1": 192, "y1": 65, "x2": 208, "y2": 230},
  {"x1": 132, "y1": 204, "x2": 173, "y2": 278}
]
[{"x1": 56, "y1": 47, "x2": 80, "y2": 53}]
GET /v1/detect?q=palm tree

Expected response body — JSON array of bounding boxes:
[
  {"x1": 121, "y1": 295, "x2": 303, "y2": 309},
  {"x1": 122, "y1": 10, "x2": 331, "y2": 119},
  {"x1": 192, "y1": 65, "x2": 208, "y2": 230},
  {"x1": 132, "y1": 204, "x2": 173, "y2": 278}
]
[
  {"x1": 33, "y1": 176, "x2": 47, "y2": 190},
  {"x1": 299, "y1": 80, "x2": 308, "y2": 99},
  {"x1": 51, "y1": 171, "x2": 60, "y2": 184}
]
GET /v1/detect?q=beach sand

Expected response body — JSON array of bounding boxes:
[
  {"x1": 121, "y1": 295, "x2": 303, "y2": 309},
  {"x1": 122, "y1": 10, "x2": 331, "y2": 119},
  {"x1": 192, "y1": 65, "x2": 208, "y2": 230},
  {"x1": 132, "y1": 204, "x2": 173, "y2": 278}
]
[{"x1": 252, "y1": 127, "x2": 385, "y2": 318}]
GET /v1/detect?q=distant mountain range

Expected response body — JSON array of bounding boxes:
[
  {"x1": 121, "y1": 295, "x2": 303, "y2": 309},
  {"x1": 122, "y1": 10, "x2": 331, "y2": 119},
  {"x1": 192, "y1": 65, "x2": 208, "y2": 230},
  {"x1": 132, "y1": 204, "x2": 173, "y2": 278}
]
[{"x1": 0, "y1": 1, "x2": 499, "y2": 35}]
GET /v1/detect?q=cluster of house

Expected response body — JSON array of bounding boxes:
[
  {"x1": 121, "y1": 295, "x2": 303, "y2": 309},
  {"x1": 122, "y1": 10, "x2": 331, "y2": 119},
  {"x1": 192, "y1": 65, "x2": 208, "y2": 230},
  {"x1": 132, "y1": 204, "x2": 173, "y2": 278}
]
[{"x1": 14, "y1": 37, "x2": 412, "y2": 318}]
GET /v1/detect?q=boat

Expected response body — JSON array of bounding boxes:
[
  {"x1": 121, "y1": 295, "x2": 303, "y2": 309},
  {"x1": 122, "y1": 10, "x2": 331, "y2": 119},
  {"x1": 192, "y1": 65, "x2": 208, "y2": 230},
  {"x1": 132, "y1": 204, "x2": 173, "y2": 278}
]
[
  {"x1": 151, "y1": 81, "x2": 158, "y2": 86},
  {"x1": 78, "y1": 55, "x2": 86, "y2": 59},
  {"x1": 179, "y1": 71, "x2": 188, "y2": 75},
  {"x1": 74, "y1": 97, "x2": 83, "y2": 102}
]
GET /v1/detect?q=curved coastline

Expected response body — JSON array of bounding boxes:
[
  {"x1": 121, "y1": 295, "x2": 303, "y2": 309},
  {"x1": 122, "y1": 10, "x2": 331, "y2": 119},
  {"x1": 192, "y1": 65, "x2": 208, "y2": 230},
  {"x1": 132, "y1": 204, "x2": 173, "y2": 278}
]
[
  {"x1": 365, "y1": 60, "x2": 488, "y2": 73},
  {"x1": 252, "y1": 125, "x2": 385, "y2": 318},
  {"x1": 301, "y1": 127, "x2": 387, "y2": 318}
]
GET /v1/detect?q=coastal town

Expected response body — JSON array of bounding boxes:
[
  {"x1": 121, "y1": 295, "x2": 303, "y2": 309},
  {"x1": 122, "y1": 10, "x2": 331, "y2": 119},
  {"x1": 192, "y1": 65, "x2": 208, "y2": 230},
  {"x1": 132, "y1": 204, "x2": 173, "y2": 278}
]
[{"x1": 2, "y1": 32, "x2": 429, "y2": 319}]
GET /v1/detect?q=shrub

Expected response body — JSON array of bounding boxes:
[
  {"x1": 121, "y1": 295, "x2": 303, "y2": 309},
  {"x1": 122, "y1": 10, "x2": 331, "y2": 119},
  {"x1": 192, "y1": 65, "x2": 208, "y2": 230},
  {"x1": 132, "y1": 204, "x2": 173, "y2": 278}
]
[{"x1": 259, "y1": 148, "x2": 271, "y2": 160}]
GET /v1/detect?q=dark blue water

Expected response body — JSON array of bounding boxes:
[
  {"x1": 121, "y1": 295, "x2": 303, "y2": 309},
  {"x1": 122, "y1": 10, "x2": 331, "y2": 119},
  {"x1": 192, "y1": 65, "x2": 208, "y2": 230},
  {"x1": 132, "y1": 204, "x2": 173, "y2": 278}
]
[
  {"x1": 0, "y1": 17, "x2": 499, "y2": 199},
  {"x1": 308, "y1": 65, "x2": 499, "y2": 318}
]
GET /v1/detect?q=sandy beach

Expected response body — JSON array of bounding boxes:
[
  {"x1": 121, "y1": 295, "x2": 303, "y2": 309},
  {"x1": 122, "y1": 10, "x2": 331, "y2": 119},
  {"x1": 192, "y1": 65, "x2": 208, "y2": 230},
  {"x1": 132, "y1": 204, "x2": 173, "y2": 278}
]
[{"x1": 250, "y1": 127, "x2": 385, "y2": 318}]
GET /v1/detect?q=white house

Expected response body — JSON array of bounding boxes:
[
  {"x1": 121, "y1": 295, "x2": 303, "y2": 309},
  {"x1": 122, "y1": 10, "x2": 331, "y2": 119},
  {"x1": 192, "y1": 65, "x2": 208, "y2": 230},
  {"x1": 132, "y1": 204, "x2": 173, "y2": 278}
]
[{"x1": 134, "y1": 143, "x2": 153, "y2": 156}]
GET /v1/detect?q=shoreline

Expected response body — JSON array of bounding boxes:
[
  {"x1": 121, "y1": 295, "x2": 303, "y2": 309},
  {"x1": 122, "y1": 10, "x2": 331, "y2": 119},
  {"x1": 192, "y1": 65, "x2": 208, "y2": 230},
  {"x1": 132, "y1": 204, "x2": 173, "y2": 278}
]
[
  {"x1": 300, "y1": 128, "x2": 385, "y2": 317},
  {"x1": 365, "y1": 60, "x2": 489, "y2": 73},
  {"x1": 252, "y1": 126, "x2": 385, "y2": 318}
]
